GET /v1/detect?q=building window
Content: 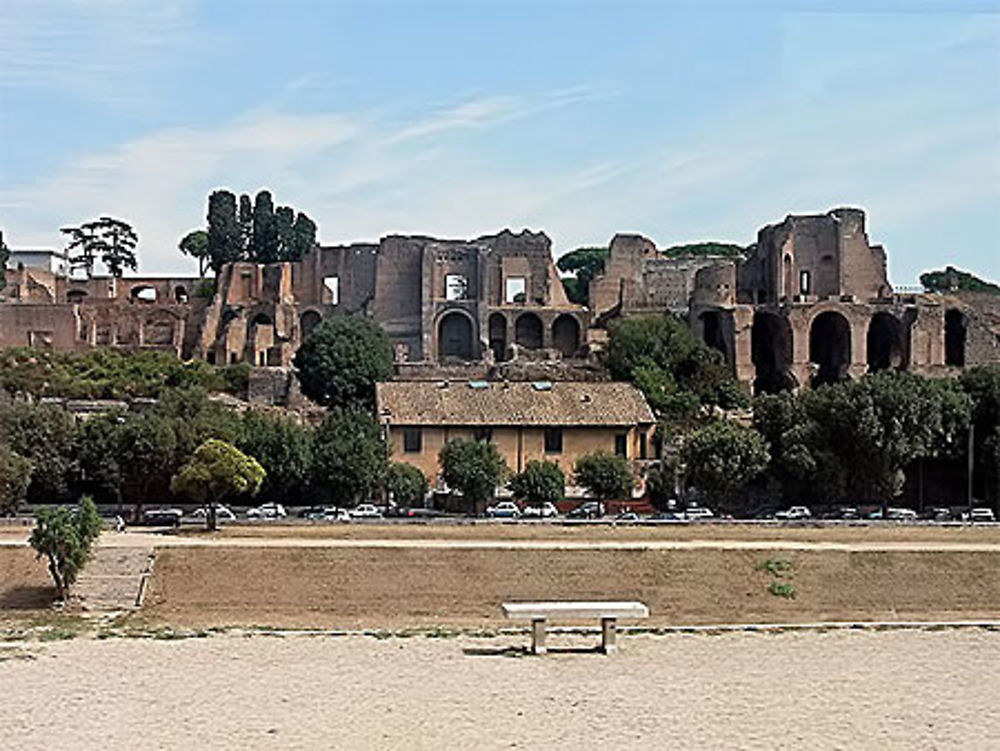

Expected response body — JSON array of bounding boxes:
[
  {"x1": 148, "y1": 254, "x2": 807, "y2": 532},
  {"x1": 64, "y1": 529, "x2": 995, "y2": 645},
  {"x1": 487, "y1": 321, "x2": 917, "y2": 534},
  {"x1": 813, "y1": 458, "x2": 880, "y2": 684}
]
[
  {"x1": 638, "y1": 432, "x2": 647, "y2": 460},
  {"x1": 323, "y1": 276, "x2": 340, "y2": 305},
  {"x1": 800, "y1": 270, "x2": 811, "y2": 296},
  {"x1": 505, "y1": 277, "x2": 526, "y2": 303},
  {"x1": 544, "y1": 427, "x2": 563, "y2": 454},
  {"x1": 445, "y1": 274, "x2": 468, "y2": 301},
  {"x1": 403, "y1": 427, "x2": 422, "y2": 453},
  {"x1": 473, "y1": 427, "x2": 492, "y2": 443},
  {"x1": 614, "y1": 433, "x2": 628, "y2": 458}
]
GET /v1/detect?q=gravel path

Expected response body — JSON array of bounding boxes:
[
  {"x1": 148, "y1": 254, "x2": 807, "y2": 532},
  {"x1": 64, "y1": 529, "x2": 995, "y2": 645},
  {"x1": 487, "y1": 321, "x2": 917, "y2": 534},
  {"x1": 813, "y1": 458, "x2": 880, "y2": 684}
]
[{"x1": 3, "y1": 629, "x2": 997, "y2": 750}]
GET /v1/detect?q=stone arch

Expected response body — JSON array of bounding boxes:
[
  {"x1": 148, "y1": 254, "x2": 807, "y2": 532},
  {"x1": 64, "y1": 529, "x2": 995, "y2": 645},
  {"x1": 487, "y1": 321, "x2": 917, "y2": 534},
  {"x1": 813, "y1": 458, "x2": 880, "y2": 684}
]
[
  {"x1": 700, "y1": 310, "x2": 727, "y2": 360},
  {"x1": 300, "y1": 310, "x2": 322, "y2": 340},
  {"x1": 751, "y1": 311, "x2": 794, "y2": 394},
  {"x1": 514, "y1": 312, "x2": 543, "y2": 350},
  {"x1": 552, "y1": 314, "x2": 580, "y2": 358},
  {"x1": 437, "y1": 310, "x2": 476, "y2": 361},
  {"x1": 866, "y1": 312, "x2": 906, "y2": 372},
  {"x1": 944, "y1": 309, "x2": 967, "y2": 367},
  {"x1": 488, "y1": 313, "x2": 508, "y2": 362},
  {"x1": 809, "y1": 310, "x2": 852, "y2": 387}
]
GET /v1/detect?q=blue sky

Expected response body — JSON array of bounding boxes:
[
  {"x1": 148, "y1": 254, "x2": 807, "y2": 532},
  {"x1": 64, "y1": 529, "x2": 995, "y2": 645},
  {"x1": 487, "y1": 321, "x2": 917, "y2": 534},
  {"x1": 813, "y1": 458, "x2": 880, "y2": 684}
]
[{"x1": 1, "y1": 0, "x2": 998, "y2": 283}]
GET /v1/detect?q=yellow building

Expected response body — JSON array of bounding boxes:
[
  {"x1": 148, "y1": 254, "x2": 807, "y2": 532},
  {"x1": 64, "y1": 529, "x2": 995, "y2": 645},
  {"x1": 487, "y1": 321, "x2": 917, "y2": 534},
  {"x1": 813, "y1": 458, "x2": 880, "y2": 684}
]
[{"x1": 376, "y1": 380, "x2": 656, "y2": 502}]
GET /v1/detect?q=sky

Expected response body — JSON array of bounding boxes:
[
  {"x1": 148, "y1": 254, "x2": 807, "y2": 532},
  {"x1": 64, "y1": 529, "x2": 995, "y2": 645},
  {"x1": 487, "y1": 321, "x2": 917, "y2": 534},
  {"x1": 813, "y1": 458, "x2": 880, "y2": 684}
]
[{"x1": 1, "y1": 0, "x2": 998, "y2": 285}]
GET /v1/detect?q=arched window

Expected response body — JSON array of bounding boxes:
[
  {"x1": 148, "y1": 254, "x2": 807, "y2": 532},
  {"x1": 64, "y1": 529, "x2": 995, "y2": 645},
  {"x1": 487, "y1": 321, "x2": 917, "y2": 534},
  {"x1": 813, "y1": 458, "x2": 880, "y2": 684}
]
[
  {"x1": 809, "y1": 311, "x2": 852, "y2": 386},
  {"x1": 514, "y1": 312, "x2": 543, "y2": 349},
  {"x1": 438, "y1": 312, "x2": 475, "y2": 361},
  {"x1": 552, "y1": 314, "x2": 580, "y2": 358}
]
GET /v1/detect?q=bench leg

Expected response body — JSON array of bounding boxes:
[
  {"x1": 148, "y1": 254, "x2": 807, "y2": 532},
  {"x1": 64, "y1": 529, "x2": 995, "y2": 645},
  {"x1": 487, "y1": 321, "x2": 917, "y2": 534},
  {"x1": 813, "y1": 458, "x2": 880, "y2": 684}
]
[
  {"x1": 531, "y1": 618, "x2": 547, "y2": 655},
  {"x1": 601, "y1": 617, "x2": 617, "y2": 654}
]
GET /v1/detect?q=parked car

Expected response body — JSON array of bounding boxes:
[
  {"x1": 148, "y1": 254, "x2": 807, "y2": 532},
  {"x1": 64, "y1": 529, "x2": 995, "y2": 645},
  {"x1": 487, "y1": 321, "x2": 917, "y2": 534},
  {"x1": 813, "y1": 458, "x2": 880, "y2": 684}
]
[
  {"x1": 323, "y1": 507, "x2": 352, "y2": 522},
  {"x1": 567, "y1": 501, "x2": 605, "y2": 519},
  {"x1": 684, "y1": 506, "x2": 714, "y2": 521},
  {"x1": 350, "y1": 503, "x2": 383, "y2": 519},
  {"x1": 652, "y1": 511, "x2": 685, "y2": 521},
  {"x1": 613, "y1": 511, "x2": 641, "y2": 523},
  {"x1": 486, "y1": 501, "x2": 521, "y2": 519},
  {"x1": 142, "y1": 508, "x2": 183, "y2": 527},
  {"x1": 886, "y1": 507, "x2": 918, "y2": 521},
  {"x1": 247, "y1": 503, "x2": 287, "y2": 520},
  {"x1": 969, "y1": 507, "x2": 996, "y2": 523},
  {"x1": 521, "y1": 502, "x2": 559, "y2": 519},
  {"x1": 191, "y1": 504, "x2": 236, "y2": 521},
  {"x1": 775, "y1": 506, "x2": 812, "y2": 521},
  {"x1": 922, "y1": 507, "x2": 953, "y2": 522}
]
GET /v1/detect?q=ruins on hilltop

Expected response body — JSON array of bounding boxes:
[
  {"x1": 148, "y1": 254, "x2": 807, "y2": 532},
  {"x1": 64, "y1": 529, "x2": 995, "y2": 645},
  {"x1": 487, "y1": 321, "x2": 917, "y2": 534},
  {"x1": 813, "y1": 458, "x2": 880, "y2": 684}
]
[{"x1": 2, "y1": 208, "x2": 997, "y2": 400}]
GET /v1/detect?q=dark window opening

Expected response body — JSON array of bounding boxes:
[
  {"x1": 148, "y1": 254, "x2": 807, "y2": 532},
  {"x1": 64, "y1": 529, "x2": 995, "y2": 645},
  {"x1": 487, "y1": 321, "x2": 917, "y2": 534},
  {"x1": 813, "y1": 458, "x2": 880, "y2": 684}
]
[
  {"x1": 945, "y1": 309, "x2": 967, "y2": 367},
  {"x1": 544, "y1": 428, "x2": 563, "y2": 454},
  {"x1": 614, "y1": 433, "x2": 628, "y2": 458},
  {"x1": 403, "y1": 428, "x2": 422, "y2": 453},
  {"x1": 638, "y1": 433, "x2": 647, "y2": 460},
  {"x1": 473, "y1": 427, "x2": 492, "y2": 443}
]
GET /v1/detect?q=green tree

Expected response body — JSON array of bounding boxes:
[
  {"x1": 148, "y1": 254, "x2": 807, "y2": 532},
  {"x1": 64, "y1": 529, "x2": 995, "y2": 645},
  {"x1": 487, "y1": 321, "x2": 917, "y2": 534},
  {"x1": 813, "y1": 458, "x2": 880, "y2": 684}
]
[
  {"x1": 0, "y1": 402, "x2": 77, "y2": 503},
  {"x1": 663, "y1": 241, "x2": 746, "y2": 258},
  {"x1": 29, "y1": 496, "x2": 102, "y2": 601},
  {"x1": 920, "y1": 266, "x2": 1000, "y2": 295},
  {"x1": 179, "y1": 229, "x2": 210, "y2": 277},
  {"x1": 290, "y1": 212, "x2": 318, "y2": 260},
  {"x1": 0, "y1": 229, "x2": 9, "y2": 285},
  {"x1": 439, "y1": 438, "x2": 509, "y2": 514},
  {"x1": 556, "y1": 246, "x2": 608, "y2": 304},
  {"x1": 206, "y1": 190, "x2": 244, "y2": 273},
  {"x1": 573, "y1": 450, "x2": 633, "y2": 503},
  {"x1": 251, "y1": 190, "x2": 278, "y2": 263},
  {"x1": 684, "y1": 420, "x2": 769, "y2": 506},
  {"x1": 61, "y1": 223, "x2": 98, "y2": 277},
  {"x1": 508, "y1": 460, "x2": 565, "y2": 508},
  {"x1": 170, "y1": 439, "x2": 265, "y2": 531},
  {"x1": 0, "y1": 445, "x2": 32, "y2": 516},
  {"x1": 236, "y1": 411, "x2": 313, "y2": 504},
  {"x1": 293, "y1": 315, "x2": 394, "y2": 410},
  {"x1": 311, "y1": 409, "x2": 388, "y2": 506},
  {"x1": 961, "y1": 365, "x2": 1000, "y2": 504},
  {"x1": 94, "y1": 216, "x2": 138, "y2": 277},
  {"x1": 238, "y1": 193, "x2": 254, "y2": 251},
  {"x1": 385, "y1": 461, "x2": 429, "y2": 507}
]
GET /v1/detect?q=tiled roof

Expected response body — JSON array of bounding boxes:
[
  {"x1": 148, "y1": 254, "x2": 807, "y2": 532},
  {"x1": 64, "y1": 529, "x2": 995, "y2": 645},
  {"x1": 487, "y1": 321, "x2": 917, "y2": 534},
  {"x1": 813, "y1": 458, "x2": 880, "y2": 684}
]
[{"x1": 376, "y1": 380, "x2": 654, "y2": 427}]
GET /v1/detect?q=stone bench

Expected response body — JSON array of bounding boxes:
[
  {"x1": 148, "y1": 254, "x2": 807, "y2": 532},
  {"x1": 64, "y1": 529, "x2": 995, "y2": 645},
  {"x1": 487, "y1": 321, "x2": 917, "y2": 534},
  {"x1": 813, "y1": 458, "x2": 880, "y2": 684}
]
[{"x1": 502, "y1": 601, "x2": 649, "y2": 654}]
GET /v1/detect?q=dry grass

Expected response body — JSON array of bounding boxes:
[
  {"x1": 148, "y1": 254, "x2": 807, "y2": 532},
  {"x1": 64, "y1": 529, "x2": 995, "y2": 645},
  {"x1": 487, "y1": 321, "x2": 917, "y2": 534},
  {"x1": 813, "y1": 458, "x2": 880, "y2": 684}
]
[{"x1": 139, "y1": 545, "x2": 1000, "y2": 630}]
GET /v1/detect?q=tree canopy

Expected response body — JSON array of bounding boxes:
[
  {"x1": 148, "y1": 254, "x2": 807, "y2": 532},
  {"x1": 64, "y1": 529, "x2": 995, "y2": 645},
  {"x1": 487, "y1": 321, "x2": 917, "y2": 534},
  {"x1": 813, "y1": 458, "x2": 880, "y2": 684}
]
[
  {"x1": 508, "y1": 460, "x2": 565, "y2": 508},
  {"x1": 179, "y1": 229, "x2": 210, "y2": 277},
  {"x1": 684, "y1": 420, "x2": 770, "y2": 504},
  {"x1": 29, "y1": 496, "x2": 102, "y2": 601},
  {"x1": 573, "y1": 451, "x2": 633, "y2": 502},
  {"x1": 439, "y1": 438, "x2": 509, "y2": 513},
  {"x1": 204, "y1": 188, "x2": 317, "y2": 272},
  {"x1": 311, "y1": 409, "x2": 388, "y2": 506},
  {"x1": 170, "y1": 439, "x2": 265, "y2": 530},
  {"x1": 556, "y1": 246, "x2": 608, "y2": 305},
  {"x1": 62, "y1": 216, "x2": 138, "y2": 277},
  {"x1": 385, "y1": 462, "x2": 429, "y2": 507},
  {"x1": 293, "y1": 315, "x2": 394, "y2": 410},
  {"x1": 920, "y1": 266, "x2": 1000, "y2": 295},
  {"x1": 662, "y1": 241, "x2": 746, "y2": 258},
  {"x1": 0, "y1": 445, "x2": 32, "y2": 516}
]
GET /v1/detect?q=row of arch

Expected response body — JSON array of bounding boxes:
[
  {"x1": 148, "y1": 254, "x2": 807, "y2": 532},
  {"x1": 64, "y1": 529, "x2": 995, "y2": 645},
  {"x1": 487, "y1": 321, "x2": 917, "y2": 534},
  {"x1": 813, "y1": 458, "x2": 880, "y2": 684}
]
[
  {"x1": 439, "y1": 311, "x2": 581, "y2": 362},
  {"x1": 721, "y1": 307, "x2": 969, "y2": 394},
  {"x1": 67, "y1": 284, "x2": 192, "y2": 305}
]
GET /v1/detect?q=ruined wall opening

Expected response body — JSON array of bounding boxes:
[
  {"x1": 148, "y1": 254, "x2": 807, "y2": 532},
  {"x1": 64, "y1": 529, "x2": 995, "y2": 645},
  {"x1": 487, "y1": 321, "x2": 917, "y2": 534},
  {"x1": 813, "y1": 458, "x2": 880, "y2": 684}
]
[
  {"x1": 751, "y1": 311, "x2": 794, "y2": 394},
  {"x1": 488, "y1": 313, "x2": 508, "y2": 362},
  {"x1": 144, "y1": 315, "x2": 176, "y2": 347},
  {"x1": 66, "y1": 290, "x2": 88, "y2": 304},
  {"x1": 323, "y1": 276, "x2": 340, "y2": 306},
  {"x1": 445, "y1": 274, "x2": 469, "y2": 302},
  {"x1": 809, "y1": 311, "x2": 852, "y2": 387},
  {"x1": 782, "y1": 255, "x2": 793, "y2": 300},
  {"x1": 131, "y1": 285, "x2": 157, "y2": 303},
  {"x1": 300, "y1": 310, "x2": 322, "y2": 340},
  {"x1": 944, "y1": 309, "x2": 967, "y2": 367},
  {"x1": 174, "y1": 285, "x2": 189, "y2": 304},
  {"x1": 505, "y1": 277, "x2": 526, "y2": 303},
  {"x1": 700, "y1": 311, "x2": 727, "y2": 360},
  {"x1": 514, "y1": 312, "x2": 543, "y2": 350},
  {"x1": 552, "y1": 314, "x2": 580, "y2": 358},
  {"x1": 867, "y1": 312, "x2": 906, "y2": 372},
  {"x1": 438, "y1": 311, "x2": 475, "y2": 361}
]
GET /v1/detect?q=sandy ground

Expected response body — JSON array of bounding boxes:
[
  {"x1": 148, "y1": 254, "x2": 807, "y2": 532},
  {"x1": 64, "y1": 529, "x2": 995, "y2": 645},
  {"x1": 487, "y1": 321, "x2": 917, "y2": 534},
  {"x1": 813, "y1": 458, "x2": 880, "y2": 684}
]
[{"x1": 2, "y1": 629, "x2": 997, "y2": 750}]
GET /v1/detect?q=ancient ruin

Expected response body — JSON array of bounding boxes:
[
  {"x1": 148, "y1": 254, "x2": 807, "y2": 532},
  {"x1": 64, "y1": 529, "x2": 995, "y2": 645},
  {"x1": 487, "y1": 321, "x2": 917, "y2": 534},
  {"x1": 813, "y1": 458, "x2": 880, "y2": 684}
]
[{"x1": 2, "y1": 208, "x2": 998, "y2": 396}]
